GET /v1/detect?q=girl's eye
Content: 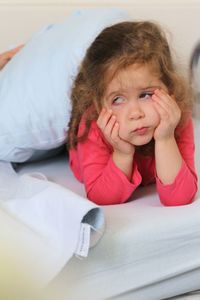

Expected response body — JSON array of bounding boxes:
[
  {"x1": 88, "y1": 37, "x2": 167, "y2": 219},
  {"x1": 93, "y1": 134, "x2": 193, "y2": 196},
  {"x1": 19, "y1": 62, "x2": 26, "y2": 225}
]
[
  {"x1": 112, "y1": 96, "x2": 125, "y2": 105},
  {"x1": 139, "y1": 92, "x2": 154, "y2": 100}
]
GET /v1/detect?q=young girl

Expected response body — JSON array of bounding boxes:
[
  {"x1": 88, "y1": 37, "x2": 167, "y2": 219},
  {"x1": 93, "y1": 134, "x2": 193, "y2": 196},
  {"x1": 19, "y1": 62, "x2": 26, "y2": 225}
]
[{"x1": 67, "y1": 21, "x2": 198, "y2": 206}]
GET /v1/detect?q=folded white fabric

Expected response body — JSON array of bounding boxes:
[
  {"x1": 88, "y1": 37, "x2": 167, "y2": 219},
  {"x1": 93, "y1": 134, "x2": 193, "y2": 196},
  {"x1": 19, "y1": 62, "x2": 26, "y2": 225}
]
[{"x1": 0, "y1": 162, "x2": 105, "y2": 285}]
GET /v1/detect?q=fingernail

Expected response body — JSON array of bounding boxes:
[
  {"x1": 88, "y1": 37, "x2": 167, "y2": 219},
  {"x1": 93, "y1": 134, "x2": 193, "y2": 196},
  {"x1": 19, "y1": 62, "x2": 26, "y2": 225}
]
[{"x1": 152, "y1": 94, "x2": 157, "y2": 99}]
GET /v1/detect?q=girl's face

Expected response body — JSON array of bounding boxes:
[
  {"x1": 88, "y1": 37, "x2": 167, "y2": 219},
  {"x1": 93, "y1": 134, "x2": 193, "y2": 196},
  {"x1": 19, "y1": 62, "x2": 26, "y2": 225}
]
[{"x1": 103, "y1": 63, "x2": 167, "y2": 146}]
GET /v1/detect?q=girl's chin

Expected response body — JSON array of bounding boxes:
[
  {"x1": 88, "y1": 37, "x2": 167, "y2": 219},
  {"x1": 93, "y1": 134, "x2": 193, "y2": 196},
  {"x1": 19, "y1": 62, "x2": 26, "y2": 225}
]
[{"x1": 130, "y1": 135, "x2": 153, "y2": 146}]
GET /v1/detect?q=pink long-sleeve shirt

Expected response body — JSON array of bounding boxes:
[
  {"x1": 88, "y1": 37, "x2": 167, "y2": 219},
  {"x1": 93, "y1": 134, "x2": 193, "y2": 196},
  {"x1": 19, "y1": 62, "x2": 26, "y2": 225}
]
[{"x1": 69, "y1": 117, "x2": 198, "y2": 206}]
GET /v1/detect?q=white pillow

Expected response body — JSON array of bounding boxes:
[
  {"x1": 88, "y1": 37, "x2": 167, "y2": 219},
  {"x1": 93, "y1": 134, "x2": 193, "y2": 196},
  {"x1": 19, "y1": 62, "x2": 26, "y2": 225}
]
[{"x1": 0, "y1": 8, "x2": 129, "y2": 162}]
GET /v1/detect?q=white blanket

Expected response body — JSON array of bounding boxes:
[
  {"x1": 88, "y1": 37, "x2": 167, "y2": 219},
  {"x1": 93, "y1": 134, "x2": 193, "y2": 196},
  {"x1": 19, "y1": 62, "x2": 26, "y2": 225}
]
[{"x1": 0, "y1": 161, "x2": 105, "y2": 285}]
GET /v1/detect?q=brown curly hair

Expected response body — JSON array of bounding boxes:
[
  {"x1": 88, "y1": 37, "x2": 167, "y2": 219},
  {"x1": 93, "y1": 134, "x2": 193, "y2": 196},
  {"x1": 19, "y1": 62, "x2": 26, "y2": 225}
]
[{"x1": 67, "y1": 21, "x2": 192, "y2": 150}]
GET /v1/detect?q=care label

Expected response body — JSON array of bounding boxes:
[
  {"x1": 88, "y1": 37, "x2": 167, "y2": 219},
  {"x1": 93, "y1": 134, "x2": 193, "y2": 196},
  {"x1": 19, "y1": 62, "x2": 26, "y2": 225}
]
[{"x1": 75, "y1": 223, "x2": 91, "y2": 258}]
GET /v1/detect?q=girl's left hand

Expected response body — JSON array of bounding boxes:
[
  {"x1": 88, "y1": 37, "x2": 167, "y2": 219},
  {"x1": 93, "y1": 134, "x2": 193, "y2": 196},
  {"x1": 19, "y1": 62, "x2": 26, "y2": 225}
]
[{"x1": 152, "y1": 89, "x2": 181, "y2": 141}]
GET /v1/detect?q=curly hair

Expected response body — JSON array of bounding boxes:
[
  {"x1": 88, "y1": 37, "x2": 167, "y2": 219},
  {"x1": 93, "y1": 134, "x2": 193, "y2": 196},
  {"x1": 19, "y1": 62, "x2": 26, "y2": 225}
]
[{"x1": 67, "y1": 21, "x2": 192, "y2": 150}]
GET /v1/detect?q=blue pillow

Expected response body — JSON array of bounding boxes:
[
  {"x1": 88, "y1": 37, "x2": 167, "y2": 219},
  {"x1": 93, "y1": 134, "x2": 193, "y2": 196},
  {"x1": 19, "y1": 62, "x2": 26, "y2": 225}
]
[{"x1": 0, "y1": 8, "x2": 129, "y2": 162}]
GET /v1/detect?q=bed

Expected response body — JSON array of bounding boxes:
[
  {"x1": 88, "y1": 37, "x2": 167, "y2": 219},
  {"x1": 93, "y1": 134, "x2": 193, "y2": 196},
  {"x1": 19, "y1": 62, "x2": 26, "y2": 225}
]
[
  {"x1": 0, "y1": 1, "x2": 200, "y2": 300},
  {"x1": 15, "y1": 118, "x2": 200, "y2": 300}
]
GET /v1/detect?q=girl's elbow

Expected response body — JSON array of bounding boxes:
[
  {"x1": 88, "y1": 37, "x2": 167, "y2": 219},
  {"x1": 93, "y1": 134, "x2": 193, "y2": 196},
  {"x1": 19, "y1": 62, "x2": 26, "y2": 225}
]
[
  {"x1": 159, "y1": 191, "x2": 197, "y2": 206},
  {"x1": 159, "y1": 177, "x2": 198, "y2": 206},
  {"x1": 87, "y1": 189, "x2": 126, "y2": 206}
]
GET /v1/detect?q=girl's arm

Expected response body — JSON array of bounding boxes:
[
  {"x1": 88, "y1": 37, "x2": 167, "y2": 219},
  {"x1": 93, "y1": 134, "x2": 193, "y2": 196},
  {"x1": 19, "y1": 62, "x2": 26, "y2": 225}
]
[
  {"x1": 97, "y1": 108, "x2": 135, "y2": 180},
  {"x1": 153, "y1": 89, "x2": 198, "y2": 205},
  {"x1": 156, "y1": 118, "x2": 198, "y2": 206},
  {"x1": 155, "y1": 137, "x2": 182, "y2": 185},
  {"x1": 72, "y1": 120, "x2": 142, "y2": 205}
]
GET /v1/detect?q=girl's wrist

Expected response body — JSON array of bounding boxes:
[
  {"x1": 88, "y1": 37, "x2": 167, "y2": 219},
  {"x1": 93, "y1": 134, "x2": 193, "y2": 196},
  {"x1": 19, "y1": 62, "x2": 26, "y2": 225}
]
[
  {"x1": 112, "y1": 150, "x2": 134, "y2": 180},
  {"x1": 113, "y1": 147, "x2": 135, "y2": 158},
  {"x1": 155, "y1": 135, "x2": 176, "y2": 146},
  {"x1": 113, "y1": 149, "x2": 134, "y2": 167}
]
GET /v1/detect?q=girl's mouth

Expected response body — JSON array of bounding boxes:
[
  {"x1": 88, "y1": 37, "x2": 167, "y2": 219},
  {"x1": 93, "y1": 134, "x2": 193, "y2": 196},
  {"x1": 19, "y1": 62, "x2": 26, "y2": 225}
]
[{"x1": 133, "y1": 127, "x2": 148, "y2": 135}]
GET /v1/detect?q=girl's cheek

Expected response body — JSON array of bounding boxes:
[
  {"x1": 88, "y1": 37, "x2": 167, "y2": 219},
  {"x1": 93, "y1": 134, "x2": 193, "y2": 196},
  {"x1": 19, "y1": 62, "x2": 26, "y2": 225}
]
[
  {"x1": 111, "y1": 109, "x2": 121, "y2": 120},
  {"x1": 118, "y1": 126, "x2": 126, "y2": 140}
]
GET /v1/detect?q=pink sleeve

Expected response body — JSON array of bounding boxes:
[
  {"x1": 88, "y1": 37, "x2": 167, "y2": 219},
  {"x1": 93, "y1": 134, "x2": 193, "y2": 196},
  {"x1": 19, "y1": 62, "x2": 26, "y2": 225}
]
[
  {"x1": 77, "y1": 123, "x2": 142, "y2": 205},
  {"x1": 156, "y1": 117, "x2": 198, "y2": 206}
]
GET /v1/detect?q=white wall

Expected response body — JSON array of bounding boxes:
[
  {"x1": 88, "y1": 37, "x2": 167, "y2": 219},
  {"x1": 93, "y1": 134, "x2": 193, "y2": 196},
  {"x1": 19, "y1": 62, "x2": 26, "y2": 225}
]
[
  {"x1": 0, "y1": 0, "x2": 199, "y2": 4},
  {"x1": 0, "y1": 0, "x2": 200, "y2": 68}
]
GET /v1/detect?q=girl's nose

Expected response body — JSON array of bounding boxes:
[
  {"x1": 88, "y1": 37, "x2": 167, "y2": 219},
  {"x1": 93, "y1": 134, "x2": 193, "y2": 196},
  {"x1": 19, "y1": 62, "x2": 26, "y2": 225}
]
[{"x1": 129, "y1": 103, "x2": 145, "y2": 120}]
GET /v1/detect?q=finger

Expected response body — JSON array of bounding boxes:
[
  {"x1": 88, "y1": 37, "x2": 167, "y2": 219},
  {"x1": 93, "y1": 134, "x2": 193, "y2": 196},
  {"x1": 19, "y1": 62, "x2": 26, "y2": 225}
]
[
  {"x1": 0, "y1": 45, "x2": 24, "y2": 61},
  {"x1": 9, "y1": 45, "x2": 24, "y2": 59},
  {"x1": 154, "y1": 99, "x2": 181, "y2": 128},
  {"x1": 155, "y1": 89, "x2": 180, "y2": 114},
  {"x1": 11, "y1": 44, "x2": 24, "y2": 53},
  {"x1": 97, "y1": 108, "x2": 112, "y2": 130},
  {"x1": 110, "y1": 122, "x2": 120, "y2": 143},
  {"x1": 8, "y1": 45, "x2": 24, "y2": 57},
  {"x1": 152, "y1": 92, "x2": 175, "y2": 117},
  {"x1": 154, "y1": 91, "x2": 181, "y2": 121},
  {"x1": 152, "y1": 94, "x2": 169, "y2": 113},
  {"x1": 153, "y1": 100, "x2": 170, "y2": 120},
  {"x1": 154, "y1": 88, "x2": 170, "y2": 98},
  {"x1": 104, "y1": 115, "x2": 117, "y2": 138},
  {"x1": 153, "y1": 89, "x2": 172, "y2": 107}
]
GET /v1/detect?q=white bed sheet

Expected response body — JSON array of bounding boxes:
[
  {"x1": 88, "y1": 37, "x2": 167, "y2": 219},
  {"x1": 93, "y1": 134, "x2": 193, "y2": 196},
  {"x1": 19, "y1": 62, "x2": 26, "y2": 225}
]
[
  {"x1": 0, "y1": 160, "x2": 105, "y2": 292},
  {"x1": 16, "y1": 141, "x2": 200, "y2": 300}
]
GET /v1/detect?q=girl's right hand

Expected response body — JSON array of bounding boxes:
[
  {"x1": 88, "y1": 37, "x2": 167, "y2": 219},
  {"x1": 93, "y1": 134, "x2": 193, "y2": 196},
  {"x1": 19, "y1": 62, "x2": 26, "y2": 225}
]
[{"x1": 97, "y1": 108, "x2": 135, "y2": 155}]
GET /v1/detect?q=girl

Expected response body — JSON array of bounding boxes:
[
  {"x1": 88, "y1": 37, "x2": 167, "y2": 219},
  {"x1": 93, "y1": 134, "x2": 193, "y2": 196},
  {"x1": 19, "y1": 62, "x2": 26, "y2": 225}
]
[{"x1": 67, "y1": 21, "x2": 198, "y2": 206}]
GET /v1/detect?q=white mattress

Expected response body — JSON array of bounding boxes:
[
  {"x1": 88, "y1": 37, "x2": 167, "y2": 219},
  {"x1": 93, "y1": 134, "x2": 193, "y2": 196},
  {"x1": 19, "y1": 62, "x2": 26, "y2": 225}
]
[{"x1": 16, "y1": 147, "x2": 200, "y2": 300}]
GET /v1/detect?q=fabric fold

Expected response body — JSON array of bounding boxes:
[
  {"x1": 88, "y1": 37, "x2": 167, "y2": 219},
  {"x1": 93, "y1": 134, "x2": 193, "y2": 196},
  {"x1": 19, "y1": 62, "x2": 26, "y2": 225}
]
[{"x1": 0, "y1": 161, "x2": 105, "y2": 285}]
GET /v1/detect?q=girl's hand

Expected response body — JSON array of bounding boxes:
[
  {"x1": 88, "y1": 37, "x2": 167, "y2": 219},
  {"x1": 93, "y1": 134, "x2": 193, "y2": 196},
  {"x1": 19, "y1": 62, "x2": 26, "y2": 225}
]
[
  {"x1": 152, "y1": 89, "x2": 181, "y2": 141},
  {"x1": 97, "y1": 108, "x2": 135, "y2": 155},
  {"x1": 0, "y1": 45, "x2": 24, "y2": 70}
]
